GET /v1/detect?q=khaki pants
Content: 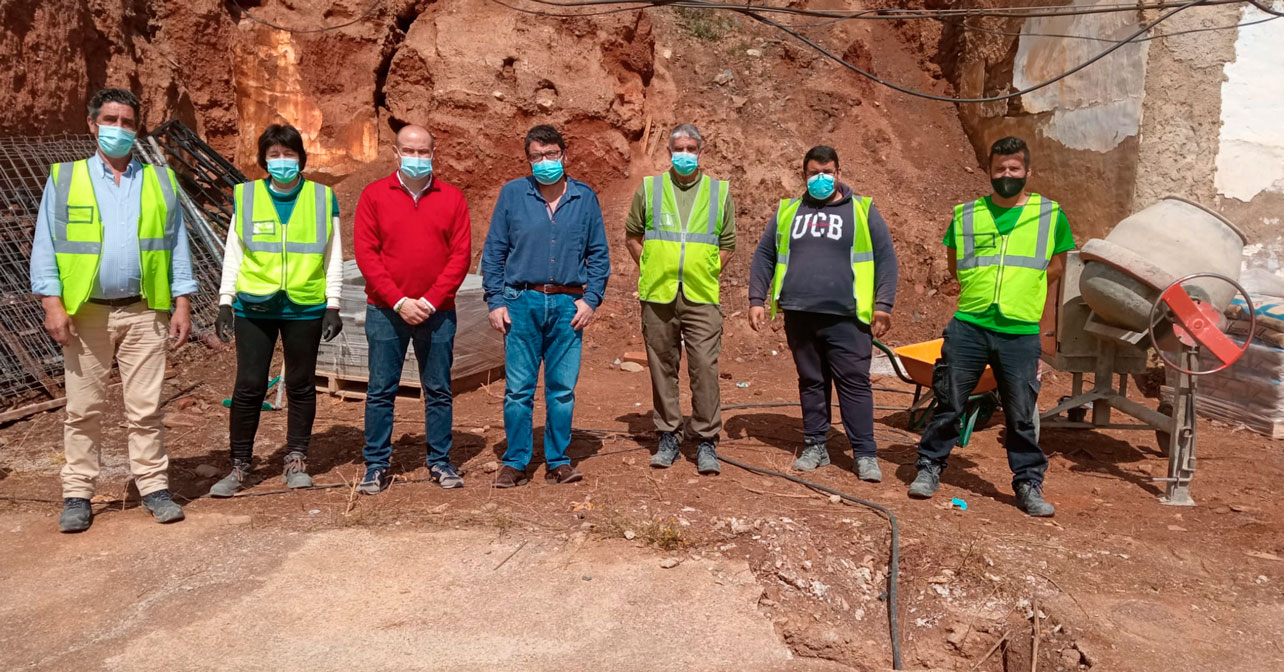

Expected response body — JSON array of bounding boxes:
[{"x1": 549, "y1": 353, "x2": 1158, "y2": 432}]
[
  {"x1": 61, "y1": 302, "x2": 170, "y2": 499},
  {"x1": 640, "y1": 293, "x2": 723, "y2": 441}
]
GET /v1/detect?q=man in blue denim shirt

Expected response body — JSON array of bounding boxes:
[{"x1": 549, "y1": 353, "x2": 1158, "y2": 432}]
[{"x1": 482, "y1": 125, "x2": 611, "y2": 487}]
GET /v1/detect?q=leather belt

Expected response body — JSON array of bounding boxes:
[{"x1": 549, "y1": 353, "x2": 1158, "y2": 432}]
[
  {"x1": 88, "y1": 296, "x2": 144, "y2": 307},
  {"x1": 513, "y1": 283, "x2": 584, "y2": 296}
]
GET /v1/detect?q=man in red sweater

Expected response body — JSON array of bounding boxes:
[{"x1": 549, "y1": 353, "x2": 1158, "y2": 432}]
[{"x1": 353, "y1": 124, "x2": 472, "y2": 494}]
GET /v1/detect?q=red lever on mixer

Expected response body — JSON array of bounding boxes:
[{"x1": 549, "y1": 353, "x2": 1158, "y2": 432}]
[{"x1": 1159, "y1": 284, "x2": 1240, "y2": 364}]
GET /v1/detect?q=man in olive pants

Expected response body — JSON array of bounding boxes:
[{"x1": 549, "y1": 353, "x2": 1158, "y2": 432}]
[{"x1": 625, "y1": 124, "x2": 735, "y2": 475}]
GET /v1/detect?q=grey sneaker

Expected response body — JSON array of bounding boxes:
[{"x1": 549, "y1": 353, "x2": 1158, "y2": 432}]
[
  {"x1": 357, "y1": 468, "x2": 390, "y2": 495},
  {"x1": 855, "y1": 456, "x2": 883, "y2": 483},
  {"x1": 283, "y1": 451, "x2": 313, "y2": 489},
  {"x1": 696, "y1": 441, "x2": 720, "y2": 475},
  {"x1": 430, "y1": 463, "x2": 464, "y2": 489},
  {"x1": 209, "y1": 460, "x2": 251, "y2": 498},
  {"x1": 650, "y1": 432, "x2": 680, "y2": 468},
  {"x1": 908, "y1": 464, "x2": 942, "y2": 499},
  {"x1": 141, "y1": 489, "x2": 185, "y2": 524},
  {"x1": 58, "y1": 497, "x2": 92, "y2": 533},
  {"x1": 1015, "y1": 481, "x2": 1056, "y2": 517},
  {"x1": 792, "y1": 441, "x2": 831, "y2": 472}
]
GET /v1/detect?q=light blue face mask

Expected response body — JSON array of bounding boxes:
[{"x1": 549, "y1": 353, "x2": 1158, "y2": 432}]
[
  {"x1": 671, "y1": 151, "x2": 699, "y2": 176},
  {"x1": 266, "y1": 158, "x2": 300, "y2": 183},
  {"x1": 400, "y1": 156, "x2": 433, "y2": 179},
  {"x1": 97, "y1": 125, "x2": 136, "y2": 159},
  {"x1": 807, "y1": 172, "x2": 836, "y2": 200},
  {"x1": 532, "y1": 158, "x2": 565, "y2": 185}
]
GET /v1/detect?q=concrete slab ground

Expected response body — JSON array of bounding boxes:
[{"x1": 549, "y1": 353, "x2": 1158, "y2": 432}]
[{"x1": 0, "y1": 511, "x2": 856, "y2": 671}]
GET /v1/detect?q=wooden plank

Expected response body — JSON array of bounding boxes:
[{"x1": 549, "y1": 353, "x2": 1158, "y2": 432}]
[{"x1": 0, "y1": 396, "x2": 67, "y2": 424}]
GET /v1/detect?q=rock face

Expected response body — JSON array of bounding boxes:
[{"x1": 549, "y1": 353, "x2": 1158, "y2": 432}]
[{"x1": 2, "y1": 0, "x2": 993, "y2": 340}]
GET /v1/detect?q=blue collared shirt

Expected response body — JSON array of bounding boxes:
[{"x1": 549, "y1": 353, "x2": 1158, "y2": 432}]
[
  {"x1": 30, "y1": 154, "x2": 198, "y2": 299},
  {"x1": 481, "y1": 175, "x2": 611, "y2": 310}
]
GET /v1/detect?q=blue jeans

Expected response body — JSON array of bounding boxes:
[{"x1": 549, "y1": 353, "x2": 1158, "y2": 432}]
[
  {"x1": 501, "y1": 287, "x2": 583, "y2": 471},
  {"x1": 362, "y1": 305, "x2": 456, "y2": 470},
  {"x1": 916, "y1": 318, "x2": 1047, "y2": 487}
]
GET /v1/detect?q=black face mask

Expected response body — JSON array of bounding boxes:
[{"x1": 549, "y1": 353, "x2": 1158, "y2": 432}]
[{"x1": 991, "y1": 176, "x2": 1026, "y2": 199}]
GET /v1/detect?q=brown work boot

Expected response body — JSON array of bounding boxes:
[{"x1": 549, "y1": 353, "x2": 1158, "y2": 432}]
[
  {"x1": 545, "y1": 464, "x2": 583, "y2": 485},
  {"x1": 493, "y1": 465, "x2": 528, "y2": 489}
]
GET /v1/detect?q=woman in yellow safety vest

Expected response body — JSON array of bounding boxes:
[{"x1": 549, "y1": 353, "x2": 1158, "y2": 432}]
[{"x1": 207, "y1": 124, "x2": 344, "y2": 497}]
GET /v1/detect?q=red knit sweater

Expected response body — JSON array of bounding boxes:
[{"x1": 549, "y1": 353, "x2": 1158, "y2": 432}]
[{"x1": 354, "y1": 172, "x2": 473, "y2": 311}]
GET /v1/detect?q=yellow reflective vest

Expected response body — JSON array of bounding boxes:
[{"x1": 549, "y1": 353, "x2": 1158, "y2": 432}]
[
  {"x1": 637, "y1": 173, "x2": 728, "y2": 305},
  {"x1": 769, "y1": 196, "x2": 876, "y2": 324},
  {"x1": 233, "y1": 179, "x2": 334, "y2": 306},
  {"x1": 951, "y1": 194, "x2": 1059, "y2": 323},
  {"x1": 49, "y1": 159, "x2": 178, "y2": 315}
]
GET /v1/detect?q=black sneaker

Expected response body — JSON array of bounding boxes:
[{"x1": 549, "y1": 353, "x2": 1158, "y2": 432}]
[
  {"x1": 1015, "y1": 481, "x2": 1056, "y2": 517},
  {"x1": 650, "y1": 432, "x2": 680, "y2": 468},
  {"x1": 58, "y1": 497, "x2": 93, "y2": 533},
  {"x1": 141, "y1": 489, "x2": 185, "y2": 524}
]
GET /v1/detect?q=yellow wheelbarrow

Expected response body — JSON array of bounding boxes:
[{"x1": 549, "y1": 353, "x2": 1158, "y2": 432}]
[{"x1": 873, "y1": 338, "x2": 1000, "y2": 447}]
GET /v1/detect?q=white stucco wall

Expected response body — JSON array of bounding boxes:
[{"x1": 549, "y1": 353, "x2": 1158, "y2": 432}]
[
  {"x1": 1214, "y1": 3, "x2": 1284, "y2": 202},
  {"x1": 1012, "y1": 0, "x2": 1148, "y2": 152}
]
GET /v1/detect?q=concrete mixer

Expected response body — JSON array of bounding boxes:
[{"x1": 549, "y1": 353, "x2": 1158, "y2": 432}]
[{"x1": 1040, "y1": 197, "x2": 1254, "y2": 506}]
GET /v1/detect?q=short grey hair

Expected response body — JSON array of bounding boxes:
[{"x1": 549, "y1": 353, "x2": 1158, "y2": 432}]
[{"x1": 668, "y1": 124, "x2": 703, "y2": 150}]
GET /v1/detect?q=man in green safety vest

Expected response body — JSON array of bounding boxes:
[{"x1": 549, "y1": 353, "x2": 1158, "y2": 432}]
[
  {"x1": 30, "y1": 88, "x2": 197, "y2": 533},
  {"x1": 909, "y1": 136, "x2": 1075, "y2": 517},
  {"x1": 625, "y1": 124, "x2": 735, "y2": 476},
  {"x1": 748, "y1": 145, "x2": 899, "y2": 483}
]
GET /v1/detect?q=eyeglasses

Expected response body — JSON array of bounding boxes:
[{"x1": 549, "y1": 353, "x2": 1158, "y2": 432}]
[{"x1": 528, "y1": 149, "x2": 564, "y2": 162}]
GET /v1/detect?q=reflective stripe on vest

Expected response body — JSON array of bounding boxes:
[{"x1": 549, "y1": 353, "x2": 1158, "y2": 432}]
[
  {"x1": 50, "y1": 159, "x2": 176, "y2": 315},
  {"x1": 233, "y1": 179, "x2": 333, "y2": 306},
  {"x1": 637, "y1": 173, "x2": 726, "y2": 305},
  {"x1": 769, "y1": 196, "x2": 876, "y2": 324},
  {"x1": 952, "y1": 194, "x2": 1058, "y2": 322}
]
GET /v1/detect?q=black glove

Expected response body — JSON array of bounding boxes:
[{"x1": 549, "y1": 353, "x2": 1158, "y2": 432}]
[
  {"x1": 216, "y1": 305, "x2": 234, "y2": 343},
  {"x1": 321, "y1": 308, "x2": 343, "y2": 342}
]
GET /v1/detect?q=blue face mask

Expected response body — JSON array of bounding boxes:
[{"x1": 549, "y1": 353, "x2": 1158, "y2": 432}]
[
  {"x1": 97, "y1": 125, "x2": 136, "y2": 159},
  {"x1": 266, "y1": 158, "x2": 300, "y2": 183},
  {"x1": 807, "y1": 173, "x2": 836, "y2": 200},
  {"x1": 532, "y1": 159, "x2": 564, "y2": 185},
  {"x1": 671, "y1": 151, "x2": 699, "y2": 176},
  {"x1": 400, "y1": 156, "x2": 433, "y2": 179}
]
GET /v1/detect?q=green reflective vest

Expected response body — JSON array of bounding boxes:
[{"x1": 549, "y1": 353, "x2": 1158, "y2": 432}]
[
  {"x1": 952, "y1": 194, "x2": 1060, "y2": 323},
  {"x1": 233, "y1": 179, "x2": 334, "y2": 306},
  {"x1": 770, "y1": 196, "x2": 876, "y2": 324},
  {"x1": 637, "y1": 173, "x2": 728, "y2": 305},
  {"x1": 49, "y1": 159, "x2": 178, "y2": 316}
]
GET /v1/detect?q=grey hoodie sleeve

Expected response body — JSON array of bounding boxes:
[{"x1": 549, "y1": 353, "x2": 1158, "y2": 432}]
[
  {"x1": 868, "y1": 203, "x2": 898, "y2": 313},
  {"x1": 748, "y1": 218, "x2": 778, "y2": 307}
]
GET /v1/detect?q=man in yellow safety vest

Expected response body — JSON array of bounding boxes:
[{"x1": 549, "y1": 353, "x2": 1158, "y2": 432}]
[
  {"x1": 748, "y1": 145, "x2": 899, "y2": 483},
  {"x1": 31, "y1": 88, "x2": 197, "y2": 533},
  {"x1": 625, "y1": 124, "x2": 735, "y2": 476},
  {"x1": 909, "y1": 136, "x2": 1075, "y2": 517}
]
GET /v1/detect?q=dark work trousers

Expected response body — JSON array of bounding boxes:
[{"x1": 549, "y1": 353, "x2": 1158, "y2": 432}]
[
  {"x1": 783, "y1": 311, "x2": 876, "y2": 457},
  {"x1": 229, "y1": 315, "x2": 324, "y2": 463},
  {"x1": 916, "y1": 318, "x2": 1047, "y2": 487}
]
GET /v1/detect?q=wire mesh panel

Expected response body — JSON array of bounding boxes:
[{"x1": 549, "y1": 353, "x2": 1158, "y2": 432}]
[{"x1": 0, "y1": 131, "x2": 231, "y2": 412}]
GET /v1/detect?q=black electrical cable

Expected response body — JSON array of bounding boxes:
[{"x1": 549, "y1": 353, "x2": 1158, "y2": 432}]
[
  {"x1": 958, "y1": 13, "x2": 1279, "y2": 43},
  {"x1": 522, "y1": 0, "x2": 1247, "y2": 21},
  {"x1": 715, "y1": 453, "x2": 903, "y2": 669},
  {"x1": 739, "y1": 0, "x2": 1211, "y2": 104},
  {"x1": 227, "y1": 0, "x2": 383, "y2": 33}
]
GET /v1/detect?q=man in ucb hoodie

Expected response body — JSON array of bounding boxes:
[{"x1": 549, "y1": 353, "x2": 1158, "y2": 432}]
[{"x1": 748, "y1": 145, "x2": 899, "y2": 482}]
